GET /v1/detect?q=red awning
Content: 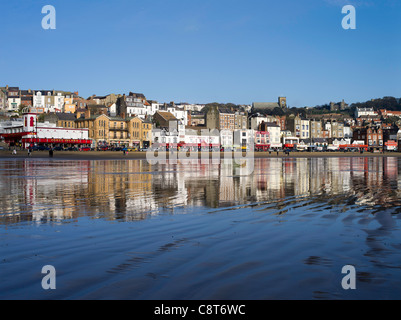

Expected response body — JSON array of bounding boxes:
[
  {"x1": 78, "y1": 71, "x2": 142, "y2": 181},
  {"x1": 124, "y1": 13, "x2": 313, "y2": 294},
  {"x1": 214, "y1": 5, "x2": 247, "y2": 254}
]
[
  {"x1": 385, "y1": 141, "x2": 397, "y2": 147},
  {"x1": 22, "y1": 138, "x2": 92, "y2": 144},
  {"x1": 339, "y1": 144, "x2": 368, "y2": 148}
]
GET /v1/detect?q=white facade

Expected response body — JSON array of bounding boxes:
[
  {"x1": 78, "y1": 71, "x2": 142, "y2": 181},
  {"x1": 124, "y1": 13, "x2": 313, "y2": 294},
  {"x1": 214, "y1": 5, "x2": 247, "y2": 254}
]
[
  {"x1": 265, "y1": 124, "x2": 281, "y2": 146},
  {"x1": 152, "y1": 126, "x2": 219, "y2": 149},
  {"x1": 35, "y1": 124, "x2": 88, "y2": 140},
  {"x1": 108, "y1": 103, "x2": 117, "y2": 117},
  {"x1": 54, "y1": 92, "x2": 65, "y2": 112},
  {"x1": 232, "y1": 129, "x2": 254, "y2": 149},
  {"x1": 171, "y1": 108, "x2": 188, "y2": 126},
  {"x1": 126, "y1": 106, "x2": 147, "y2": 119},
  {"x1": 33, "y1": 91, "x2": 45, "y2": 110},
  {"x1": 300, "y1": 119, "x2": 310, "y2": 139},
  {"x1": 176, "y1": 103, "x2": 205, "y2": 112},
  {"x1": 344, "y1": 126, "x2": 352, "y2": 138},
  {"x1": 324, "y1": 123, "x2": 332, "y2": 138},
  {"x1": 221, "y1": 129, "x2": 233, "y2": 148},
  {"x1": 7, "y1": 97, "x2": 21, "y2": 111},
  {"x1": 147, "y1": 102, "x2": 162, "y2": 114},
  {"x1": 355, "y1": 107, "x2": 377, "y2": 118},
  {"x1": 0, "y1": 119, "x2": 23, "y2": 134}
]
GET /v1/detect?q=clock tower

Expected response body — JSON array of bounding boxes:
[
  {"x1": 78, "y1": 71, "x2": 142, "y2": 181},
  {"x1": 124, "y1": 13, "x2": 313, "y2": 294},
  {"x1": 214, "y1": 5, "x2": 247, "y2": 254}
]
[
  {"x1": 22, "y1": 107, "x2": 38, "y2": 133},
  {"x1": 279, "y1": 97, "x2": 287, "y2": 109}
]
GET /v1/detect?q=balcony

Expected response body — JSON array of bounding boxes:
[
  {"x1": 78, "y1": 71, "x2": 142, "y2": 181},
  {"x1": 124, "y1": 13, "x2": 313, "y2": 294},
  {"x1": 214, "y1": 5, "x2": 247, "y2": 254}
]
[{"x1": 109, "y1": 127, "x2": 128, "y2": 132}]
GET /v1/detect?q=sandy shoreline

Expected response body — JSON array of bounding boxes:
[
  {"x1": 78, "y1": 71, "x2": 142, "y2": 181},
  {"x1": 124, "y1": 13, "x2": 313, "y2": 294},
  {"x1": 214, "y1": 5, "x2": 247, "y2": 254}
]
[{"x1": 0, "y1": 150, "x2": 400, "y2": 160}]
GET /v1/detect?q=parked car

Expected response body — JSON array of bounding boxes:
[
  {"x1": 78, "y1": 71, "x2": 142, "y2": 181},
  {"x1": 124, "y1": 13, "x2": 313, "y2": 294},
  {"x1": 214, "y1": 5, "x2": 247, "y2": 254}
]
[
  {"x1": 0, "y1": 146, "x2": 5, "y2": 151},
  {"x1": 80, "y1": 147, "x2": 91, "y2": 151}
]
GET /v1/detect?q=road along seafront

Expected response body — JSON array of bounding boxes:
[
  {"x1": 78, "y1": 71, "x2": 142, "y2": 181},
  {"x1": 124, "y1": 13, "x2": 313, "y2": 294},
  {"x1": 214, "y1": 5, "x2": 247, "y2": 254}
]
[{"x1": 0, "y1": 150, "x2": 400, "y2": 160}]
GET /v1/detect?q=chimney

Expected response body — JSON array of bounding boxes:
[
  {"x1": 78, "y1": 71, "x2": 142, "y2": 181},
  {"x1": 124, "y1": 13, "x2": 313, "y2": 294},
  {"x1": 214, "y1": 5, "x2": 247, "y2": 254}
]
[
  {"x1": 122, "y1": 112, "x2": 126, "y2": 119},
  {"x1": 85, "y1": 108, "x2": 91, "y2": 119}
]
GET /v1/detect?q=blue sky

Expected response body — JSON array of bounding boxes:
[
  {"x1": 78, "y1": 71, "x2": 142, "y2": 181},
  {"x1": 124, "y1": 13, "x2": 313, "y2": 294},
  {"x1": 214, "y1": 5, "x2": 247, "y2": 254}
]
[{"x1": 1, "y1": 0, "x2": 400, "y2": 107}]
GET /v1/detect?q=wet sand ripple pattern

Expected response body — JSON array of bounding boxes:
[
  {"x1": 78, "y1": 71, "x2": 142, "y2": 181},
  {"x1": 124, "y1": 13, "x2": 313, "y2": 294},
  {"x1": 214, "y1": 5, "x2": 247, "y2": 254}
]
[{"x1": 1, "y1": 157, "x2": 401, "y2": 299}]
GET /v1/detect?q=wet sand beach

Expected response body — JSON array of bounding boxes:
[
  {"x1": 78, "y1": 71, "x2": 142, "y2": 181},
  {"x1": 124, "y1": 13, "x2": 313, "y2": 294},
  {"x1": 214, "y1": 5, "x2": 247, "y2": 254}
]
[{"x1": 1, "y1": 156, "x2": 401, "y2": 299}]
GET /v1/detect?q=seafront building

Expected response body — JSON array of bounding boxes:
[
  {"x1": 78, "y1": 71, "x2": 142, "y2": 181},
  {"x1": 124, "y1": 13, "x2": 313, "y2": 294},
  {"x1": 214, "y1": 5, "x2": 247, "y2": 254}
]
[
  {"x1": 0, "y1": 108, "x2": 90, "y2": 149},
  {"x1": 0, "y1": 85, "x2": 400, "y2": 151}
]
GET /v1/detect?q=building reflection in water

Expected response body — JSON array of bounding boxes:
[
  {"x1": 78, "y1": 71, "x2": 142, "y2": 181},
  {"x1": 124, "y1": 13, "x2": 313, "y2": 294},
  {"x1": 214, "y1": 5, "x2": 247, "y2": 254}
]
[{"x1": 0, "y1": 157, "x2": 401, "y2": 225}]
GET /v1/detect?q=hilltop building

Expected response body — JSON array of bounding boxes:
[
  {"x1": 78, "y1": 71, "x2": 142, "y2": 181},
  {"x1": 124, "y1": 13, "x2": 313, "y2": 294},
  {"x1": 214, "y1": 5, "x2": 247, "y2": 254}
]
[{"x1": 251, "y1": 97, "x2": 287, "y2": 114}]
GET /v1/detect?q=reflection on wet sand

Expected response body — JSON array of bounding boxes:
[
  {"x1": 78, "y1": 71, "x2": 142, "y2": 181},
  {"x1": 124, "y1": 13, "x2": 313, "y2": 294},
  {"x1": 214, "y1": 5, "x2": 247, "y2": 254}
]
[
  {"x1": 3, "y1": 157, "x2": 401, "y2": 300},
  {"x1": 1, "y1": 157, "x2": 401, "y2": 225}
]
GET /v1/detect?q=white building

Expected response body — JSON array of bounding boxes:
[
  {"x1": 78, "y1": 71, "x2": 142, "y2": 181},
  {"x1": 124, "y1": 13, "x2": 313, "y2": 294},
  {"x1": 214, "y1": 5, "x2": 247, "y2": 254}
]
[
  {"x1": 220, "y1": 129, "x2": 233, "y2": 149},
  {"x1": 0, "y1": 118, "x2": 23, "y2": 134},
  {"x1": 147, "y1": 101, "x2": 162, "y2": 115},
  {"x1": 33, "y1": 91, "x2": 45, "y2": 111},
  {"x1": 0, "y1": 108, "x2": 90, "y2": 149},
  {"x1": 300, "y1": 119, "x2": 310, "y2": 140},
  {"x1": 54, "y1": 92, "x2": 65, "y2": 112},
  {"x1": 152, "y1": 125, "x2": 219, "y2": 150},
  {"x1": 7, "y1": 97, "x2": 21, "y2": 112},
  {"x1": 176, "y1": 103, "x2": 205, "y2": 112},
  {"x1": 265, "y1": 123, "x2": 282, "y2": 148},
  {"x1": 249, "y1": 115, "x2": 274, "y2": 130},
  {"x1": 163, "y1": 106, "x2": 189, "y2": 126},
  {"x1": 233, "y1": 129, "x2": 254, "y2": 149},
  {"x1": 126, "y1": 105, "x2": 147, "y2": 119},
  {"x1": 343, "y1": 125, "x2": 352, "y2": 139},
  {"x1": 355, "y1": 107, "x2": 377, "y2": 118}
]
